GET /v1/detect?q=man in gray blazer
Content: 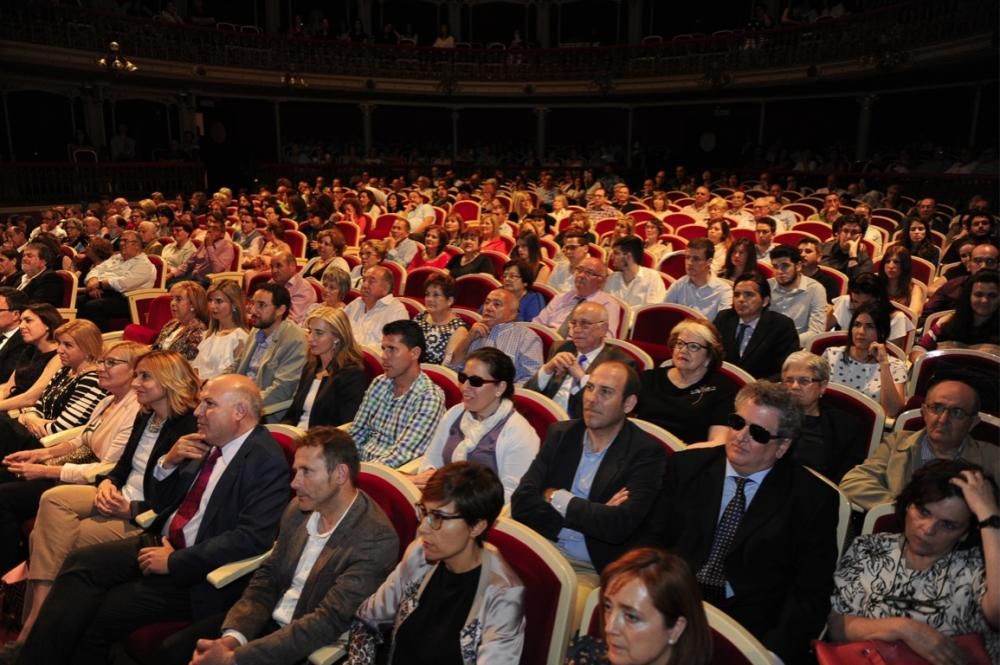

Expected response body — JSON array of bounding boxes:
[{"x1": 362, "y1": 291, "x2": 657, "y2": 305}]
[
  {"x1": 236, "y1": 283, "x2": 308, "y2": 422},
  {"x1": 188, "y1": 426, "x2": 399, "y2": 665}
]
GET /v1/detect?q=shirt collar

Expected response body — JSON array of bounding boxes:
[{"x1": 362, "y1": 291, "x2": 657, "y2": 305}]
[{"x1": 724, "y1": 459, "x2": 773, "y2": 484}]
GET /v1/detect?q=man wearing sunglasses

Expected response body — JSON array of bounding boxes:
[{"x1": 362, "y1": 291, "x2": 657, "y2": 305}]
[
  {"x1": 840, "y1": 375, "x2": 998, "y2": 511},
  {"x1": 652, "y1": 380, "x2": 839, "y2": 665}
]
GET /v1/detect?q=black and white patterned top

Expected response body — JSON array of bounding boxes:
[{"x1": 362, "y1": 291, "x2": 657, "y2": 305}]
[
  {"x1": 831, "y1": 533, "x2": 998, "y2": 660},
  {"x1": 821, "y1": 347, "x2": 908, "y2": 402},
  {"x1": 27, "y1": 367, "x2": 108, "y2": 435}
]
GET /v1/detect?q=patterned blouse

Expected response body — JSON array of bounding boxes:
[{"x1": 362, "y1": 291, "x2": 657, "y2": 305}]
[
  {"x1": 153, "y1": 318, "x2": 207, "y2": 361},
  {"x1": 831, "y1": 533, "x2": 998, "y2": 661},
  {"x1": 821, "y1": 347, "x2": 908, "y2": 402},
  {"x1": 413, "y1": 311, "x2": 468, "y2": 365}
]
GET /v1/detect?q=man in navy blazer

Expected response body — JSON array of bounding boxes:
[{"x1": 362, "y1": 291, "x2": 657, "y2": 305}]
[
  {"x1": 512, "y1": 361, "x2": 667, "y2": 574},
  {"x1": 17, "y1": 242, "x2": 64, "y2": 307},
  {"x1": 19, "y1": 375, "x2": 291, "y2": 665},
  {"x1": 652, "y1": 381, "x2": 839, "y2": 665},
  {"x1": 713, "y1": 272, "x2": 800, "y2": 380}
]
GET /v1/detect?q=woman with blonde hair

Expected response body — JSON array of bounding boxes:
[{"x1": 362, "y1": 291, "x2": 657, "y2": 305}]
[
  {"x1": 636, "y1": 319, "x2": 736, "y2": 445},
  {"x1": 601, "y1": 216, "x2": 635, "y2": 250},
  {"x1": 192, "y1": 280, "x2": 249, "y2": 380},
  {"x1": 7, "y1": 350, "x2": 198, "y2": 652},
  {"x1": 650, "y1": 192, "x2": 671, "y2": 221},
  {"x1": 283, "y1": 306, "x2": 368, "y2": 428},
  {"x1": 508, "y1": 191, "x2": 534, "y2": 224},
  {"x1": 551, "y1": 194, "x2": 572, "y2": 224},
  {"x1": 153, "y1": 281, "x2": 209, "y2": 361}
]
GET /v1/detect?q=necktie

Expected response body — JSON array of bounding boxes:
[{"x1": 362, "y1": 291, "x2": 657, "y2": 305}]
[
  {"x1": 697, "y1": 476, "x2": 748, "y2": 602},
  {"x1": 167, "y1": 447, "x2": 222, "y2": 549},
  {"x1": 735, "y1": 323, "x2": 749, "y2": 358}
]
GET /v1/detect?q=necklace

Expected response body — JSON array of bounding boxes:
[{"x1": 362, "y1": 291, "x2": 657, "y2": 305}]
[{"x1": 148, "y1": 414, "x2": 164, "y2": 434}]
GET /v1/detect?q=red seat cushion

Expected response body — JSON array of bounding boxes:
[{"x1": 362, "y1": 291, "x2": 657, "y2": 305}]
[
  {"x1": 356, "y1": 474, "x2": 418, "y2": 562},
  {"x1": 125, "y1": 621, "x2": 192, "y2": 664}
]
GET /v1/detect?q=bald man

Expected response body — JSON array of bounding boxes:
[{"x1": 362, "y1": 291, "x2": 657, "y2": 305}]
[
  {"x1": 451, "y1": 288, "x2": 542, "y2": 385},
  {"x1": 533, "y1": 256, "x2": 623, "y2": 337},
  {"x1": 269, "y1": 251, "x2": 316, "y2": 325},
  {"x1": 20, "y1": 375, "x2": 291, "y2": 665}
]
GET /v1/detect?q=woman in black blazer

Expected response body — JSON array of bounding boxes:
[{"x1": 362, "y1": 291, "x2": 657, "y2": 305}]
[{"x1": 283, "y1": 306, "x2": 369, "y2": 428}]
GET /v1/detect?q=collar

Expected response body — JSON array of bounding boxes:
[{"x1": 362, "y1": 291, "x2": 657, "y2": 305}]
[
  {"x1": 739, "y1": 314, "x2": 762, "y2": 328},
  {"x1": 215, "y1": 426, "x2": 256, "y2": 466},
  {"x1": 307, "y1": 490, "x2": 359, "y2": 537},
  {"x1": 724, "y1": 459, "x2": 773, "y2": 484},
  {"x1": 578, "y1": 342, "x2": 605, "y2": 364}
]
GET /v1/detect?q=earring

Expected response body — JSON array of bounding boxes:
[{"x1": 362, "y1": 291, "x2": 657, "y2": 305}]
[{"x1": 668, "y1": 638, "x2": 676, "y2": 645}]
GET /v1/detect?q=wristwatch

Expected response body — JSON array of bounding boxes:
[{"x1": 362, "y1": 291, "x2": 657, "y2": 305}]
[{"x1": 976, "y1": 514, "x2": 1000, "y2": 530}]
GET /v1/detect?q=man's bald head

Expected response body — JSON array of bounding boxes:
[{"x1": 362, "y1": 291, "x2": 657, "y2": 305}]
[
  {"x1": 482, "y1": 288, "x2": 519, "y2": 326},
  {"x1": 196, "y1": 374, "x2": 263, "y2": 445}
]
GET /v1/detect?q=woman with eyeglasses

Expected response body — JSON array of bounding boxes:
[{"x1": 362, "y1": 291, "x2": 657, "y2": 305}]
[
  {"x1": 413, "y1": 273, "x2": 469, "y2": 365},
  {"x1": 822, "y1": 303, "x2": 907, "y2": 418},
  {"x1": 0, "y1": 341, "x2": 146, "y2": 579},
  {"x1": 780, "y1": 351, "x2": 868, "y2": 483},
  {"x1": 349, "y1": 461, "x2": 524, "y2": 665},
  {"x1": 501, "y1": 259, "x2": 546, "y2": 323},
  {"x1": 282, "y1": 306, "x2": 368, "y2": 429},
  {"x1": 828, "y1": 459, "x2": 999, "y2": 663},
  {"x1": 565, "y1": 548, "x2": 713, "y2": 665},
  {"x1": 635, "y1": 320, "x2": 735, "y2": 445},
  {"x1": 161, "y1": 221, "x2": 196, "y2": 273},
  {"x1": 413, "y1": 348, "x2": 539, "y2": 502},
  {"x1": 350, "y1": 239, "x2": 387, "y2": 288},
  {"x1": 912, "y1": 270, "x2": 999, "y2": 362},
  {"x1": 1, "y1": 350, "x2": 198, "y2": 656}
]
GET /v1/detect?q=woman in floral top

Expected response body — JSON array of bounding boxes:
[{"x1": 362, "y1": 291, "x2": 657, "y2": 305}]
[
  {"x1": 829, "y1": 459, "x2": 999, "y2": 662},
  {"x1": 153, "y1": 281, "x2": 208, "y2": 361}
]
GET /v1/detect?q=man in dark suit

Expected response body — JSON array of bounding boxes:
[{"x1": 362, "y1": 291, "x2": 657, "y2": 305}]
[
  {"x1": 18, "y1": 375, "x2": 291, "y2": 665},
  {"x1": 17, "y1": 242, "x2": 64, "y2": 307},
  {"x1": 512, "y1": 361, "x2": 667, "y2": 575},
  {"x1": 653, "y1": 381, "x2": 839, "y2": 665},
  {"x1": 183, "y1": 427, "x2": 398, "y2": 665},
  {"x1": 0, "y1": 288, "x2": 27, "y2": 382},
  {"x1": 523, "y1": 301, "x2": 635, "y2": 418},
  {"x1": 713, "y1": 273, "x2": 800, "y2": 380}
]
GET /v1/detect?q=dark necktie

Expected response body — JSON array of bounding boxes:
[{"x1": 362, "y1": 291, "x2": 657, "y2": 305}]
[
  {"x1": 167, "y1": 447, "x2": 222, "y2": 549},
  {"x1": 697, "y1": 476, "x2": 748, "y2": 602},
  {"x1": 735, "y1": 323, "x2": 749, "y2": 358}
]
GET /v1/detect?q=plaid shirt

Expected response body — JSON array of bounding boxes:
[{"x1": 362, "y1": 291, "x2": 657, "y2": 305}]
[{"x1": 349, "y1": 372, "x2": 444, "y2": 469}]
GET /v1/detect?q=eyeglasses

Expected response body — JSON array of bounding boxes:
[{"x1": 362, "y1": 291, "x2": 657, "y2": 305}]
[
  {"x1": 727, "y1": 413, "x2": 782, "y2": 444},
  {"x1": 573, "y1": 268, "x2": 603, "y2": 278},
  {"x1": 923, "y1": 403, "x2": 974, "y2": 420},
  {"x1": 96, "y1": 358, "x2": 130, "y2": 368},
  {"x1": 457, "y1": 372, "x2": 501, "y2": 388},
  {"x1": 415, "y1": 502, "x2": 464, "y2": 530},
  {"x1": 782, "y1": 376, "x2": 821, "y2": 387},
  {"x1": 971, "y1": 257, "x2": 998, "y2": 266},
  {"x1": 672, "y1": 340, "x2": 708, "y2": 352}
]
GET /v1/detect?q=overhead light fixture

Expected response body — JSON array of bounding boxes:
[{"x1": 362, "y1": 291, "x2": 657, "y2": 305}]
[{"x1": 97, "y1": 41, "x2": 138, "y2": 73}]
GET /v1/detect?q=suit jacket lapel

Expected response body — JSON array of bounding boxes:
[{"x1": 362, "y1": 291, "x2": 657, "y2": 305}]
[
  {"x1": 728, "y1": 459, "x2": 788, "y2": 553},
  {"x1": 196, "y1": 427, "x2": 261, "y2": 539}
]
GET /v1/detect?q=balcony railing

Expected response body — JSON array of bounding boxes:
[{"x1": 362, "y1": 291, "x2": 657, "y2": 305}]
[
  {"x1": 0, "y1": 0, "x2": 993, "y2": 84},
  {"x1": 0, "y1": 162, "x2": 205, "y2": 205}
]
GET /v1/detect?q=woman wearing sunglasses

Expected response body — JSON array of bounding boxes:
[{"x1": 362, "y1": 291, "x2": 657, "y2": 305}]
[
  {"x1": 412, "y1": 348, "x2": 539, "y2": 502},
  {"x1": 349, "y1": 462, "x2": 525, "y2": 665},
  {"x1": 828, "y1": 459, "x2": 999, "y2": 663},
  {"x1": 635, "y1": 320, "x2": 735, "y2": 445}
]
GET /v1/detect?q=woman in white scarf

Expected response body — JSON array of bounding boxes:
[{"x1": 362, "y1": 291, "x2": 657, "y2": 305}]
[{"x1": 413, "y1": 348, "x2": 539, "y2": 502}]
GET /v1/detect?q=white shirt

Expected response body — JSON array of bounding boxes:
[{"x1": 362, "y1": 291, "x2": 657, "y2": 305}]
[
  {"x1": 547, "y1": 261, "x2": 576, "y2": 294},
  {"x1": 121, "y1": 420, "x2": 160, "y2": 503},
  {"x1": 297, "y1": 378, "x2": 322, "y2": 429},
  {"x1": 605, "y1": 266, "x2": 667, "y2": 311},
  {"x1": 156, "y1": 429, "x2": 254, "y2": 547},
  {"x1": 535, "y1": 343, "x2": 605, "y2": 412},
  {"x1": 664, "y1": 275, "x2": 733, "y2": 321},
  {"x1": 344, "y1": 293, "x2": 409, "y2": 348},
  {"x1": 86, "y1": 252, "x2": 157, "y2": 293}
]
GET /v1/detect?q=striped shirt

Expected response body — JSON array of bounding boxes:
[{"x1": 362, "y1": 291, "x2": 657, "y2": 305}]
[{"x1": 24, "y1": 367, "x2": 109, "y2": 435}]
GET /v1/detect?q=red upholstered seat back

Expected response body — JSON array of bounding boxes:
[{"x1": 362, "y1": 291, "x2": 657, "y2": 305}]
[
  {"x1": 711, "y1": 629, "x2": 757, "y2": 665},
  {"x1": 123, "y1": 295, "x2": 173, "y2": 345},
  {"x1": 357, "y1": 472, "x2": 419, "y2": 562},
  {"x1": 125, "y1": 621, "x2": 192, "y2": 664},
  {"x1": 403, "y1": 266, "x2": 445, "y2": 300},
  {"x1": 485, "y1": 527, "x2": 561, "y2": 665}
]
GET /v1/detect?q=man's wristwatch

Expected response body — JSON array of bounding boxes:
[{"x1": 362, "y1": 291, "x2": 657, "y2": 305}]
[{"x1": 976, "y1": 514, "x2": 1000, "y2": 530}]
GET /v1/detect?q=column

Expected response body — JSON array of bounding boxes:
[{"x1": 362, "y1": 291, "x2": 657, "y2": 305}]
[
  {"x1": 968, "y1": 85, "x2": 981, "y2": 147},
  {"x1": 1, "y1": 92, "x2": 13, "y2": 161},
  {"x1": 451, "y1": 110, "x2": 459, "y2": 162},
  {"x1": 536, "y1": 0, "x2": 551, "y2": 47},
  {"x1": 757, "y1": 102, "x2": 766, "y2": 145},
  {"x1": 359, "y1": 103, "x2": 374, "y2": 158},
  {"x1": 82, "y1": 85, "x2": 107, "y2": 153},
  {"x1": 448, "y1": 0, "x2": 461, "y2": 40},
  {"x1": 359, "y1": 0, "x2": 375, "y2": 36},
  {"x1": 534, "y1": 106, "x2": 548, "y2": 162},
  {"x1": 627, "y1": 0, "x2": 643, "y2": 43},
  {"x1": 264, "y1": 0, "x2": 280, "y2": 35},
  {"x1": 274, "y1": 101, "x2": 282, "y2": 162},
  {"x1": 625, "y1": 107, "x2": 634, "y2": 168},
  {"x1": 855, "y1": 95, "x2": 876, "y2": 162}
]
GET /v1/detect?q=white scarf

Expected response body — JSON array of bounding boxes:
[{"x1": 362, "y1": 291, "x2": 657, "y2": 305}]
[{"x1": 453, "y1": 399, "x2": 513, "y2": 462}]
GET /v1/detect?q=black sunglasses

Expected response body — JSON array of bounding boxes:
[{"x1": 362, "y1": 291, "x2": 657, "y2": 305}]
[
  {"x1": 727, "y1": 413, "x2": 781, "y2": 445},
  {"x1": 457, "y1": 372, "x2": 501, "y2": 388}
]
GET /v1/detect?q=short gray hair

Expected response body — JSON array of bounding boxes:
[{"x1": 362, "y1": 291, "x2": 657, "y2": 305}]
[
  {"x1": 735, "y1": 380, "x2": 802, "y2": 441},
  {"x1": 781, "y1": 351, "x2": 830, "y2": 383}
]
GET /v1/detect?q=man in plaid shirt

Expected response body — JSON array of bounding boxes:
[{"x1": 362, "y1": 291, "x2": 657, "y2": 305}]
[{"x1": 349, "y1": 320, "x2": 444, "y2": 469}]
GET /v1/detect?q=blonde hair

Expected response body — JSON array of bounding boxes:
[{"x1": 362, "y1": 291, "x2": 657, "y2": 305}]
[
  {"x1": 708, "y1": 197, "x2": 729, "y2": 211},
  {"x1": 103, "y1": 340, "x2": 150, "y2": 369},
  {"x1": 135, "y1": 351, "x2": 201, "y2": 417},
  {"x1": 206, "y1": 280, "x2": 247, "y2": 333},
  {"x1": 305, "y1": 306, "x2": 364, "y2": 374},
  {"x1": 170, "y1": 281, "x2": 209, "y2": 325},
  {"x1": 55, "y1": 319, "x2": 104, "y2": 362}
]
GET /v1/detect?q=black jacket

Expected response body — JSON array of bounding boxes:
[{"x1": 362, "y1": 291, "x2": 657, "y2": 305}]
[
  {"x1": 282, "y1": 363, "x2": 368, "y2": 428},
  {"x1": 713, "y1": 308, "x2": 800, "y2": 380}
]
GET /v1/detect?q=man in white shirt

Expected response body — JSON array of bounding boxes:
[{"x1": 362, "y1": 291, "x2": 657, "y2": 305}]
[
  {"x1": 28, "y1": 210, "x2": 67, "y2": 240},
  {"x1": 344, "y1": 266, "x2": 408, "y2": 349},
  {"x1": 664, "y1": 238, "x2": 733, "y2": 320},
  {"x1": 77, "y1": 230, "x2": 157, "y2": 331},
  {"x1": 385, "y1": 217, "x2": 418, "y2": 267},
  {"x1": 188, "y1": 427, "x2": 398, "y2": 665},
  {"x1": 605, "y1": 235, "x2": 666, "y2": 323},
  {"x1": 402, "y1": 190, "x2": 435, "y2": 235},
  {"x1": 767, "y1": 196, "x2": 796, "y2": 233},
  {"x1": 727, "y1": 191, "x2": 756, "y2": 229},
  {"x1": 767, "y1": 245, "x2": 828, "y2": 348},
  {"x1": 680, "y1": 186, "x2": 711, "y2": 223}
]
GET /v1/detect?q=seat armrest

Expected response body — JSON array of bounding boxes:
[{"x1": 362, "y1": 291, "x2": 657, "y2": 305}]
[
  {"x1": 135, "y1": 510, "x2": 157, "y2": 528},
  {"x1": 261, "y1": 399, "x2": 293, "y2": 417},
  {"x1": 39, "y1": 426, "x2": 85, "y2": 448},
  {"x1": 206, "y1": 547, "x2": 273, "y2": 589},
  {"x1": 398, "y1": 458, "x2": 422, "y2": 475},
  {"x1": 308, "y1": 634, "x2": 349, "y2": 665},
  {"x1": 83, "y1": 462, "x2": 116, "y2": 484}
]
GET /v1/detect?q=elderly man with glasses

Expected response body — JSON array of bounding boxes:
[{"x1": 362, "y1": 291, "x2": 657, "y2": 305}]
[
  {"x1": 840, "y1": 375, "x2": 999, "y2": 511},
  {"x1": 533, "y1": 256, "x2": 622, "y2": 338},
  {"x1": 77, "y1": 230, "x2": 157, "y2": 331}
]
